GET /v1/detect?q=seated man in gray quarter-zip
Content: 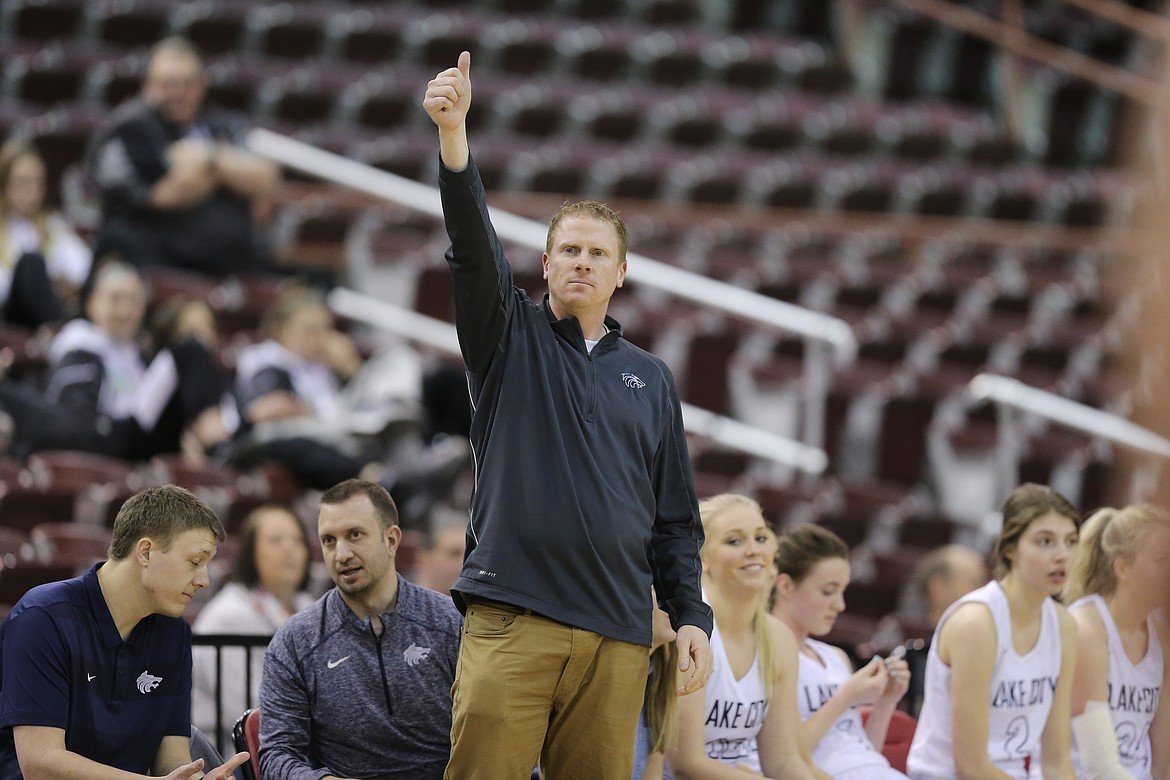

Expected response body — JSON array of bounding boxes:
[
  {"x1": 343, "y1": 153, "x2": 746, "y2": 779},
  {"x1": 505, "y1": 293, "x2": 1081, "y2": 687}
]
[
  {"x1": 425, "y1": 52, "x2": 714, "y2": 780},
  {"x1": 259, "y1": 480, "x2": 461, "y2": 780}
]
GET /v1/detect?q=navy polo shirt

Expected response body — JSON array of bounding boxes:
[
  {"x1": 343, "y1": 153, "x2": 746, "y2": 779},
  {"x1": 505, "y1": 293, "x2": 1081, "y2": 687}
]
[{"x1": 0, "y1": 563, "x2": 192, "y2": 778}]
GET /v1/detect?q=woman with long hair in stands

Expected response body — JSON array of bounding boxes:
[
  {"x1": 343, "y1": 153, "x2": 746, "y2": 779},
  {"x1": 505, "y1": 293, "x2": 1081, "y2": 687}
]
[
  {"x1": 0, "y1": 139, "x2": 86, "y2": 323},
  {"x1": 665, "y1": 493, "x2": 823, "y2": 780},
  {"x1": 907, "y1": 483, "x2": 1081, "y2": 780},
  {"x1": 771, "y1": 523, "x2": 911, "y2": 779},
  {"x1": 192, "y1": 504, "x2": 317, "y2": 746},
  {"x1": 1063, "y1": 503, "x2": 1170, "y2": 780}
]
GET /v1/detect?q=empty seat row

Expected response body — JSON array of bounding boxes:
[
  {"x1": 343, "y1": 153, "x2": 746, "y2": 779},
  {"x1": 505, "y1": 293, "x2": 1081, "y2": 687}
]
[
  {"x1": 0, "y1": 40, "x2": 985, "y2": 167},
  {"x1": 2, "y1": 0, "x2": 845, "y2": 91}
]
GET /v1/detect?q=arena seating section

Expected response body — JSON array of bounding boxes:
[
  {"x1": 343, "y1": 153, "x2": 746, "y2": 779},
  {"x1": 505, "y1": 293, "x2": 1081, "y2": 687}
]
[{"x1": 0, "y1": 0, "x2": 1150, "y2": 649}]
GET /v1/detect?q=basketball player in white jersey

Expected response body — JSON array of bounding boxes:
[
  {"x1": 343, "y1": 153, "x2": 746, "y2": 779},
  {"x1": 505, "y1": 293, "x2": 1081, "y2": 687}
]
[
  {"x1": 1063, "y1": 504, "x2": 1170, "y2": 780},
  {"x1": 666, "y1": 494, "x2": 825, "y2": 780},
  {"x1": 907, "y1": 483, "x2": 1080, "y2": 780},
  {"x1": 772, "y1": 523, "x2": 911, "y2": 779}
]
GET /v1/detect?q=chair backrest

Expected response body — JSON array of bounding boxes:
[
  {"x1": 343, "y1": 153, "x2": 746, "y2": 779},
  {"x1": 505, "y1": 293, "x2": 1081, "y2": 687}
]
[
  {"x1": 861, "y1": 706, "x2": 917, "y2": 773},
  {"x1": 232, "y1": 708, "x2": 261, "y2": 780}
]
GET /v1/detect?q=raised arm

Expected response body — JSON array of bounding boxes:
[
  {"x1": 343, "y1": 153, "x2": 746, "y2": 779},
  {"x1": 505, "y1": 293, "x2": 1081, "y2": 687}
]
[
  {"x1": 425, "y1": 52, "x2": 515, "y2": 379},
  {"x1": 424, "y1": 51, "x2": 471, "y2": 172}
]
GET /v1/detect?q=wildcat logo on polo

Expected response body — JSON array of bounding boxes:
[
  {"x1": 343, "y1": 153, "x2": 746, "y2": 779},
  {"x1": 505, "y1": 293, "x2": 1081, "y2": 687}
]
[
  {"x1": 137, "y1": 670, "x2": 163, "y2": 694},
  {"x1": 404, "y1": 643, "x2": 432, "y2": 666},
  {"x1": 622, "y1": 372, "x2": 646, "y2": 389}
]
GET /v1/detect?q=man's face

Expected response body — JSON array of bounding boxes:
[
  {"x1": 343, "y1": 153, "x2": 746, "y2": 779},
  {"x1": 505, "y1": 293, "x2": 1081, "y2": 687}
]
[
  {"x1": 542, "y1": 216, "x2": 626, "y2": 323},
  {"x1": 419, "y1": 526, "x2": 465, "y2": 595},
  {"x1": 144, "y1": 50, "x2": 206, "y2": 126},
  {"x1": 141, "y1": 528, "x2": 217, "y2": 618},
  {"x1": 318, "y1": 494, "x2": 399, "y2": 598},
  {"x1": 942, "y1": 552, "x2": 989, "y2": 608}
]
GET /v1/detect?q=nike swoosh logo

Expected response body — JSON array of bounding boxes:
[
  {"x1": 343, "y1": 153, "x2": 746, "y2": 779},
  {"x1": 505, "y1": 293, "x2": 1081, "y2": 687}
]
[
  {"x1": 326, "y1": 656, "x2": 350, "y2": 669},
  {"x1": 87, "y1": 673, "x2": 96, "y2": 681}
]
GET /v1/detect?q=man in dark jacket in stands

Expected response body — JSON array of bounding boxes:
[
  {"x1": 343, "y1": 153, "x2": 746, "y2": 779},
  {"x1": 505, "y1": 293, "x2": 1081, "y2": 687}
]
[
  {"x1": 425, "y1": 52, "x2": 713, "y2": 779},
  {"x1": 87, "y1": 36, "x2": 279, "y2": 277}
]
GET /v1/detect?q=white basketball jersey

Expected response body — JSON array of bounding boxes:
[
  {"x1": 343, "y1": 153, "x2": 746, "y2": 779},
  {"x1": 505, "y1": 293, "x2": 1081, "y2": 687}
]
[
  {"x1": 797, "y1": 638, "x2": 893, "y2": 776},
  {"x1": 1070, "y1": 594, "x2": 1163, "y2": 780},
  {"x1": 693, "y1": 619, "x2": 769, "y2": 773},
  {"x1": 907, "y1": 581, "x2": 1062, "y2": 780}
]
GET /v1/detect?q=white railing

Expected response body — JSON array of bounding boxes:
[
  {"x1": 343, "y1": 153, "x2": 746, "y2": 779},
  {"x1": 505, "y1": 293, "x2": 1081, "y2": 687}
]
[
  {"x1": 966, "y1": 373, "x2": 1170, "y2": 498},
  {"x1": 329, "y1": 288, "x2": 828, "y2": 474},
  {"x1": 248, "y1": 128, "x2": 855, "y2": 454}
]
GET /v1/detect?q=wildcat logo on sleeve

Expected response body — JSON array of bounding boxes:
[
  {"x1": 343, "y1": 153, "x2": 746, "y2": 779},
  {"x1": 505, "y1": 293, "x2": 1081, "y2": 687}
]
[{"x1": 622, "y1": 373, "x2": 645, "y2": 389}]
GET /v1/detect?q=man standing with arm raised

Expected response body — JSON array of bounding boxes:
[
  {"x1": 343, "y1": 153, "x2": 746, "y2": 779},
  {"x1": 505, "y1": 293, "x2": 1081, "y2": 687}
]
[{"x1": 424, "y1": 51, "x2": 713, "y2": 779}]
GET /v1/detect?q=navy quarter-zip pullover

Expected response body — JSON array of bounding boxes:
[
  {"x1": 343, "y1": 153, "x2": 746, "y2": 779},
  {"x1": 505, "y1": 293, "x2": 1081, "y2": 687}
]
[{"x1": 439, "y1": 157, "x2": 712, "y2": 644}]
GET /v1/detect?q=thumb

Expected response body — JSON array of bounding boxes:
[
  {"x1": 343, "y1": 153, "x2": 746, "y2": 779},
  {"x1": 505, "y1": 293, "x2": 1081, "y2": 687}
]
[{"x1": 458, "y1": 50, "x2": 471, "y2": 79}]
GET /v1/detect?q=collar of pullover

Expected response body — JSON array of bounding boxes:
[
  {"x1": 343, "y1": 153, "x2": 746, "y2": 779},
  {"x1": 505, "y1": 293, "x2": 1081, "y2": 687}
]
[
  {"x1": 542, "y1": 294, "x2": 623, "y2": 352},
  {"x1": 327, "y1": 575, "x2": 405, "y2": 634}
]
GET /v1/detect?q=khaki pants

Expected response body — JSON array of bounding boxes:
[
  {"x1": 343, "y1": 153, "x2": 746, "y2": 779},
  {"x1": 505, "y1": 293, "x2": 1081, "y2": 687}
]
[{"x1": 445, "y1": 599, "x2": 649, "y2": 780}]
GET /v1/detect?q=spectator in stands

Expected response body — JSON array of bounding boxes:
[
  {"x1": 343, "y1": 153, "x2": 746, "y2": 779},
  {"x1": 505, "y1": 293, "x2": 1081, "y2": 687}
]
[
  {"x1": 192, "y1": 504, "x2": 316, "y2": 748},
  {"x1": 1064, "y1": 504, "x2": 1170, "y2": 780},
  {"x1": 146, "y1": 294, "x2": 239, "y2": 463},
  {"x1": 0, "y1": 484, "x2": 248, "y2": 780},
  {"x1": 666, "y1": 494, "x2": 822, "y2": 780},
  {"x1": 148, "y1": 295, "x2": 220, "y2": 355},
  {"x1": 907, "y1": 484, "x2": 1080, "y2": 780},
  {"x1": 0, "y1": 256, "x2": 234, "y2": 461},
  {"x1": 906, "y1": 544, "x2": 990, "y2": 631},
  {"x1": 411, "y1": 506, "x2": 466, "y2": 596},
  {"x1": 233, "y1": 279, "x2": 469, "y2": 530},
  {"x1": 259, "y1": 480, "x2": 461, "y2": 780},
  {"x1": 871, "y1": 544, "x2": 989, "y2": 717},
  {"x1": 0, "y1": 140, "x2": 79, "y2": 326},
  {"x1": 425, "y1": 51, "x2": 712, "y2": 779},
  {"x1": 87, "y1": 36, "x2": 279, "y2": 278},
  {"x1": 772, "y1": 523, "x2": 911, "y2": 779}
]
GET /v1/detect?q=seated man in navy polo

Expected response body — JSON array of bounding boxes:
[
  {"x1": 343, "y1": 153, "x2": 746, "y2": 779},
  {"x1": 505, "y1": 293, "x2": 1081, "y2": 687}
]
[{"x1": 0, "y1": 485, "x2": 249, "y2": 780}]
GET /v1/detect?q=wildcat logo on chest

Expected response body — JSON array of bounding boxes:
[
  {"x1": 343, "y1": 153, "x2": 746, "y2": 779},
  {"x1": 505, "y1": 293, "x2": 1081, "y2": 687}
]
[{"x1": 622, "y1": 372, "x2": 645, "y2": 389}]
